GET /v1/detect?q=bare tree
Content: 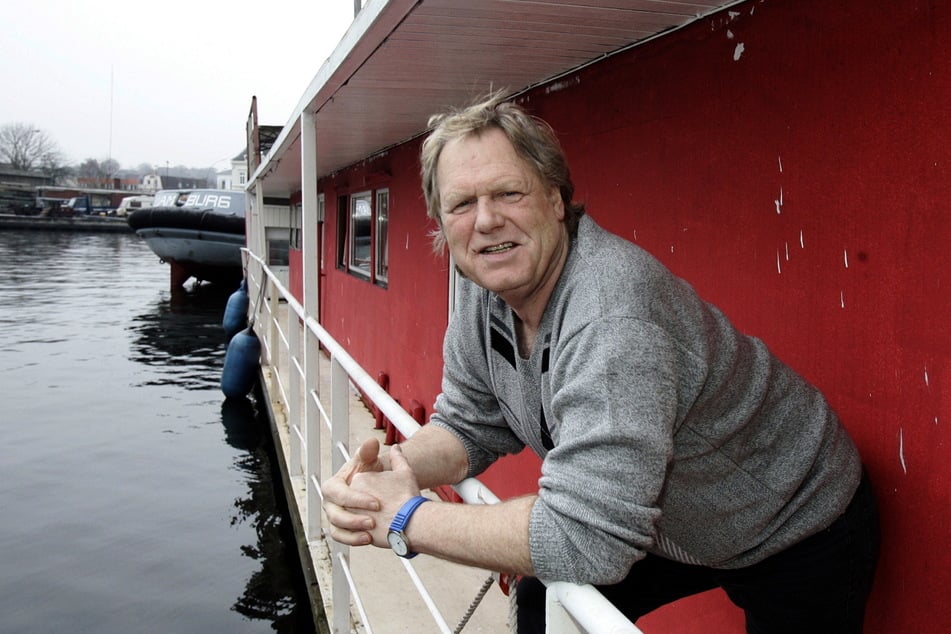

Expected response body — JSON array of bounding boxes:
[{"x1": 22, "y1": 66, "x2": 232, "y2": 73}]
[
  {"x1": 77, "y1": 158, "x2": 105, "y2": 179},
  {"x1": 0, "y1": 123, "x2": 60, "y2": 171},
  {"x1": 39, "y1": 151, "x2": 71, "y2": 182},
  {"x1": 76, "y1": 157, "x2": 121, "y2": 185},
  {"x1": 100, "y1": 157, "x2": 120, "y2": 178}
]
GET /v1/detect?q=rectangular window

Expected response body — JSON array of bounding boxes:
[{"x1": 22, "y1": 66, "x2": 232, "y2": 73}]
[
  {"x1": 348, "y1": 191, "x2": 372, "y2": 278},
  {"x1": 266, "y1": 227, "x2": 290, "y2": 266},
  {"x1": 289, "y1": 202, "x2": 301, "y2": 249},
  {"x1": 336, "y1": 195, "x2": 348, "y2": 269},
  {"x1": 336, "y1": 188, "x2": 390, "y2": 286},
  {"x1": 318, "y1": 194, "x2": 326, "y2": 270},
  {"x1": 374, "y1": 189, "x2": 389, "y2": 286}
]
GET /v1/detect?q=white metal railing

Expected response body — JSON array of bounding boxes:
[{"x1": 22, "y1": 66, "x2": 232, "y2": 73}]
[{"x1": 242, "y1": 250, "x2": 642, "y2": 634}]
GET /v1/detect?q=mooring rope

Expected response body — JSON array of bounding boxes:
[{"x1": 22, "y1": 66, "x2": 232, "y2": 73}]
[
  {"x1": 508, "y1": 581, "x2": 519, "y2": 634},
  {"x1": 247, "y1": 269, "x2": 267, "y2": 329},
  {"x1": 453, "y1": 574, "x2": 496, "y2": 633}
]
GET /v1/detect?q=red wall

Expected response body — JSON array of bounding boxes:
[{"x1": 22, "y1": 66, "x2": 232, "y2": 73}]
[
  {"x1": 317, "y1": 142, "x2": 449, "y2": 428},
  {"x1": 296, "y1": 0, "x2": 949, "y2": 630}
]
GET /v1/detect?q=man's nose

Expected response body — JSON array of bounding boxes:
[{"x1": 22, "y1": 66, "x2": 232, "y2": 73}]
[{"x1": 473, "y1": 197, "x2": 504, "y2": 232}]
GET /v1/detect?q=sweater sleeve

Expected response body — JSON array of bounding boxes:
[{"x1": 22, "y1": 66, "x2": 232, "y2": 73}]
[{"x1": 528, "y1": 317, "x2": 686, "y2": 585}]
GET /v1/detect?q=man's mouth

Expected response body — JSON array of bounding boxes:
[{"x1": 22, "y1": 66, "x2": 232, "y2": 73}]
[{"x1": 481, "y1": 242, "x2": 515, "y2": 254}]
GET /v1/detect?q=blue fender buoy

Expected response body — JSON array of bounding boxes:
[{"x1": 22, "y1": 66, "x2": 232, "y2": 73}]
[
  {"x1": 220, "y1": 326, "x2": 261, "y2": 398},
  {"x1": 222, "y1": 279, "x2": 249, "y2": 339}
]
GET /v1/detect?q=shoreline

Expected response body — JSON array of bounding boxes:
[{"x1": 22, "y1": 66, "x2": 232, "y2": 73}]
[{"x1": 0, "y1": 213, "x2": 132, "y2": 233}]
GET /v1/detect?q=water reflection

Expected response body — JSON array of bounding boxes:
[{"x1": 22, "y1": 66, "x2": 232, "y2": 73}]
[
  {"x1": 0, "y1": 230, "x2": 311, "y2": 633},
  {"x1": 221, "y1": 395, "x2": 266, "y2": 450},
  {"x1": 222, "y1": 393, "x2": 314, "y2": 631},
  {"x1": 127, "y1": 285, "x2": 232, "y2": 390},
  {"x1": 129, "y1": 284, "x2": 313, "y2": 631}
]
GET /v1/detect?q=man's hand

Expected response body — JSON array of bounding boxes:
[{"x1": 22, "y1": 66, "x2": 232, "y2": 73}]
[
  {"x1": 322, "y1": 437, "x2": 386, "y2": 546},
  {"x1": 349, "y1": 445, "x2": 424, "y2": 547},
  {"x1": 322, "y1": 425, "x2": 473, "y2": 551},
  {"x1": 324, "y1": 434, "x2": 536, "y2": 575}
]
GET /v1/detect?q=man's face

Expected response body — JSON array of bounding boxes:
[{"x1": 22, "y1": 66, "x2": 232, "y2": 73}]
[{"x1": 436, "y1": 128, "x2": 567, "y2": 314}]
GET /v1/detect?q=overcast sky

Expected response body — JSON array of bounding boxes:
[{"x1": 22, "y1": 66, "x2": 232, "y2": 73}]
[{"x1": 0, "y1": 0, "x2": 355, "y2": 171}]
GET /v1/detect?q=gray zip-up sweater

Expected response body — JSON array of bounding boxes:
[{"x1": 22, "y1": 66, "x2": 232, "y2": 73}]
[{"x1": 430, "y1": 215, "x2": 860, "y2": 586}]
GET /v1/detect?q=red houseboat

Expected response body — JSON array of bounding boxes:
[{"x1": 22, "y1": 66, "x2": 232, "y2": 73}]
[{"x1": 242, "y1": 1, "x2": 950, "y2": 632}]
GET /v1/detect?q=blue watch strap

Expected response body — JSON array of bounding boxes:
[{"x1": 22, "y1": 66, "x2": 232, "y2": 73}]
[{"x1": 389, "y1": 495, "x2": 430, "y2": 533}]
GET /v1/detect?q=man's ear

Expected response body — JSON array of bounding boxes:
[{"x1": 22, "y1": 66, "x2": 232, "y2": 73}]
[{"x1": 550, "y1": 187, "x2": 565, "y2": 221}]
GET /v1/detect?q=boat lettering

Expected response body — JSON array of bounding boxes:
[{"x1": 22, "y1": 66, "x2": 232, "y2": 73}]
[
  {"x1": 185, "y1": 193, "x2": 232, "y2": 209},
  {"x1": 154, "y1": 192, "x2": 179, "y2": 206}
]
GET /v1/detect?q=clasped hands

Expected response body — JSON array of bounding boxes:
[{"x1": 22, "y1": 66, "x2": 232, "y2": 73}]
[{"x1": 322, "y1": 437, "x2": 422, "y2": 548}]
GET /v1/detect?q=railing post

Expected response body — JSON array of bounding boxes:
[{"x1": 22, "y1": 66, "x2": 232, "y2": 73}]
[
  {"x1": 246, "y1": 257, "x2": 261, "y2": 325},
  {"x1": 330, "y1": 354, "x2": 351, "y2": 633},
  {"x1": 305, "y1": 327, "x2": 321, "y2": 537},
  {"x1": 267, "y1": 277, "x2": 280, "y2": 369},
  {"x1": 287, "y1": 310, "x2": 301, "y2": 476}
]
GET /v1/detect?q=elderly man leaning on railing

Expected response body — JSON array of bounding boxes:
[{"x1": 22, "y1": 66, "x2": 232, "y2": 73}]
[{"x1": 321, "y1": 92, "x2": 878, "y2": 634}]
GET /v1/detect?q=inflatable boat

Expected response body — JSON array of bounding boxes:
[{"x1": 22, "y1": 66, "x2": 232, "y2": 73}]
[{"x1": 128, "y1": 189, "x2": 246, "y2": 288}]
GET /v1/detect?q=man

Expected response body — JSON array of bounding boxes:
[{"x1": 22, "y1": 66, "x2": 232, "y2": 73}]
[{"x1": 323, "y1": 94, "x2": 879, "y2": 633}]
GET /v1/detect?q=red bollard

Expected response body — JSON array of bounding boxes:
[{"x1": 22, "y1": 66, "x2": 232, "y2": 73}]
[
  {"x1": 384, "y1": 415, "x2": 398, "y2": 445},
  {"x1": 374, "y1": 372, "x2": 389, "y2": 430},
  {"x1": 408, "y1": 400, "x2": 425, "y2": 425}
]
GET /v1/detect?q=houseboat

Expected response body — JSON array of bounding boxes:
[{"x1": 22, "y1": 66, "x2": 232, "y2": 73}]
[{"x1": 239, "y1": 1, "x2": 950, "y2": 632}]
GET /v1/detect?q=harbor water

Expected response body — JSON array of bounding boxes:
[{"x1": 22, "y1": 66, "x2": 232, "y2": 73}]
[{"x1": 0, "y1": 230, "x2": 314, "y2": 633}]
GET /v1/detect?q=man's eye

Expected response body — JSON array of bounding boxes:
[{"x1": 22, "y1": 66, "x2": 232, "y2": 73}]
[
  {"x1": 501, "y1": 191, "x2": 524, "y2": 201},
  {"x1": 449, "y1": 199, "x2": 473, "y2": 213}
]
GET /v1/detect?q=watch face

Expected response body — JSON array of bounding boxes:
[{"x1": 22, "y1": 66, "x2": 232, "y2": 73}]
[{"x1": 387, "y1": 531, "x2": 409, "y2": 556}]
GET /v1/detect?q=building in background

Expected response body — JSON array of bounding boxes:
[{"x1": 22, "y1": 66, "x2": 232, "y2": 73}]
[{"x1": 216, "y1": 150, "x2": 248, "y2": 191}]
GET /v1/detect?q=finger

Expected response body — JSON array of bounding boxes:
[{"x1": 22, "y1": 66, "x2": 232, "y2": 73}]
[
  {"x1": 357, "y1": 437, "x2": 381, "y2": 467},
  {"x1": 385, "y1": 445, "x2": 420, "y2": 493},
  {"x1": 389, "y1": 444, "x2": 409, "y2": 471},
  {"x1": 328, "y1": 525, "x2": 373, "y2": 547},
  {"x1": 323, "y1": 475, "x2": 381, "y2": 511},
  {"x1": 340, "y1": 437, "x2": 382, "y2": 483},
  {"x1": 323, "y1": 499, "x2": 376, "y2": 532}
]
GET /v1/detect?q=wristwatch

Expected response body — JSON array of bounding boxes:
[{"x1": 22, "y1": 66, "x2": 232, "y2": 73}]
[{"x1": 387, "y1": 495, "x2": 429, "y2": 558}]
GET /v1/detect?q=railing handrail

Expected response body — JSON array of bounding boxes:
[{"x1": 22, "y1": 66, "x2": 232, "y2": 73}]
[{"x1": 242, "y1": 249, "x2": 642, "y2": 634}]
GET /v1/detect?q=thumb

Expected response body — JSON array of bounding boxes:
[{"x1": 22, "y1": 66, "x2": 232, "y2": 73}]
[
  {"x1": 357, "y1": 437, "x2": 381, "y2": 468},
  {"x1": 389, "y1": 443, "x2": 410, "y2": 472},
  {"x1": 342, "y1": 437, "x2": 381, "y2": 483}
]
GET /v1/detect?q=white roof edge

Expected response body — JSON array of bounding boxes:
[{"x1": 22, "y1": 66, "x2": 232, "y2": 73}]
[
  {"x1": 249, "y1": 0, "x2": 747, "y2": 191},
  {"x1": 250, "y1": 0, "x2": 416, "y2": 187}
]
